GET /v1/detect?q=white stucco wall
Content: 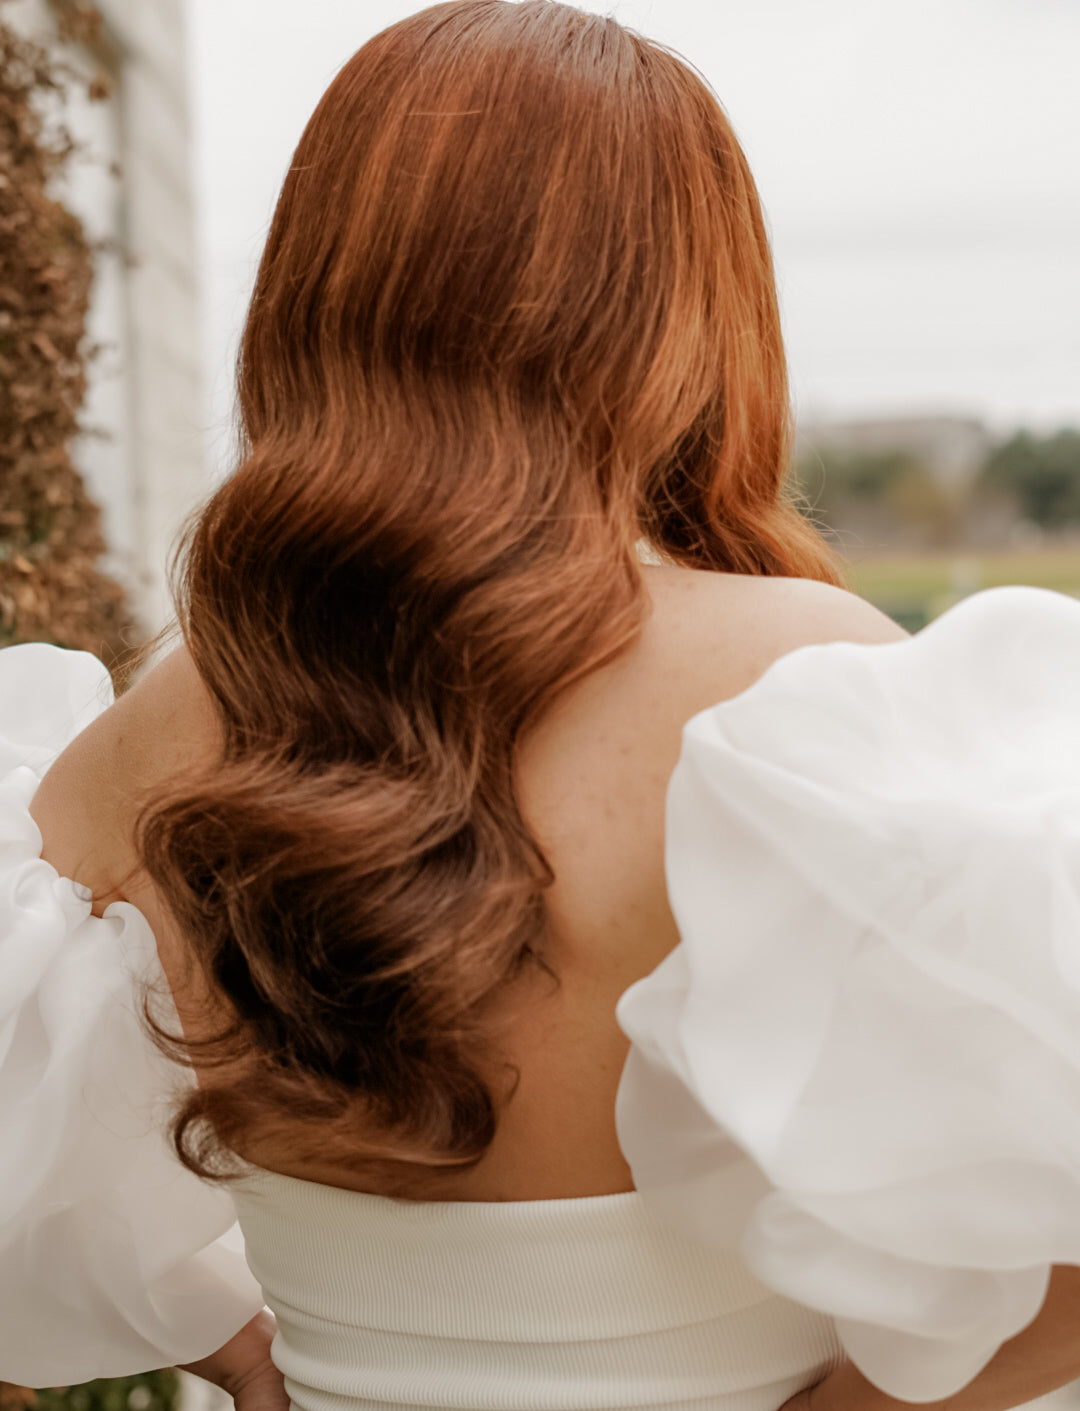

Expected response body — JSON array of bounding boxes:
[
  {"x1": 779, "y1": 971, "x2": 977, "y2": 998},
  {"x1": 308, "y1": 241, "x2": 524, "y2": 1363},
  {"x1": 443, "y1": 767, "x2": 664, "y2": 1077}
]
[
  {"x1": 9, "y1": 0, "x2": 206, "y2": 632},
  {"x1": 99, "y1": 0, "x2": 205, "y2": 630}
]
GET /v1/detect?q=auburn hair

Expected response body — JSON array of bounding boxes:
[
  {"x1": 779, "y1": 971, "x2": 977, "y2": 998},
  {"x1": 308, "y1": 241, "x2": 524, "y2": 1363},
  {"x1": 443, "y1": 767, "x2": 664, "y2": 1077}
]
[{"x1": 140, "y1": 0, "x2": 840, "y2": 1180}]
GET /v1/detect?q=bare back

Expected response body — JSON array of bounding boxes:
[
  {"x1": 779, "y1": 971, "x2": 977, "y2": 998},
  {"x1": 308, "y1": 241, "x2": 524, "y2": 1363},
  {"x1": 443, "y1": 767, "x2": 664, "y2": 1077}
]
[{"x1": 29, "y1": 567, "x2": 904, "y2": 1201}]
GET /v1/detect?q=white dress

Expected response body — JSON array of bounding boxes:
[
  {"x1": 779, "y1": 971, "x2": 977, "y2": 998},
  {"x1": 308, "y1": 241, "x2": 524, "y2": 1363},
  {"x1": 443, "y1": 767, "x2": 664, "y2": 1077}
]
[{"x1": 4, "y1": 585, "x2": 1080, "y2": 1409}]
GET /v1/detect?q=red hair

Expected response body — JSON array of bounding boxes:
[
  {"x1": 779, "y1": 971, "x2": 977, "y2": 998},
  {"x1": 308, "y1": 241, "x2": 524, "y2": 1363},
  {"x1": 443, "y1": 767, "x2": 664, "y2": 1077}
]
[{"x1": 140, "y1": 0, "x2": 840, "y2": 1179}]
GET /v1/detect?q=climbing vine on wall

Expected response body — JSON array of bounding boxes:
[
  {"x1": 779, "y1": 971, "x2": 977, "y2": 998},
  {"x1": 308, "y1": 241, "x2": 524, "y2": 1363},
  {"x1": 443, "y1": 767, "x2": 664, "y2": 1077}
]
[{"x1": 0, "y1": 1, "x2": 135, "y2": 671}]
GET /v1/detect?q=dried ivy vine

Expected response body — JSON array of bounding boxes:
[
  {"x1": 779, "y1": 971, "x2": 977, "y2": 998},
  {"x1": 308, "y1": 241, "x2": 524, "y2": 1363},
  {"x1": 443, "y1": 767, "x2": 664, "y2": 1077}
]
[{"x1": 0, "y1": 0, "x2": 135, "y2": 669}]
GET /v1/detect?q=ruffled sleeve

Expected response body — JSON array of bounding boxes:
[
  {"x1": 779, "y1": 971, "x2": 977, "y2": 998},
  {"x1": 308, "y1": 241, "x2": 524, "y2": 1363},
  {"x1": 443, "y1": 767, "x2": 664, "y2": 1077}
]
[
  {"x1": 615, "y1": 585, "x2": 1080, "y2": 1404},
  {"x1": 0, "y1": 644, "x2": 263, "y2": 1386}
]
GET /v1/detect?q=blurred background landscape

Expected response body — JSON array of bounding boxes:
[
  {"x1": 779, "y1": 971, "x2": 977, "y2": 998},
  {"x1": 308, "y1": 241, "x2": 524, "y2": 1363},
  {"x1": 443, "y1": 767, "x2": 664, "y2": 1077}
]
[
  {"x1": 796, "y1": 416, "x2": 1080, "y2": 628},
  {"x1": 5, "y1": 0, "x2": 1076, "y2": 649}
]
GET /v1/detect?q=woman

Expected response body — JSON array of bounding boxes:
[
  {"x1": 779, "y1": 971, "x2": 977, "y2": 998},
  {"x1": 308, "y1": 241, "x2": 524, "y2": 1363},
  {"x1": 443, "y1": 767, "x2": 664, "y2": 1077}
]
[{"x1": 4, "y1": 2, "x2": 1080, "y2": 1409}]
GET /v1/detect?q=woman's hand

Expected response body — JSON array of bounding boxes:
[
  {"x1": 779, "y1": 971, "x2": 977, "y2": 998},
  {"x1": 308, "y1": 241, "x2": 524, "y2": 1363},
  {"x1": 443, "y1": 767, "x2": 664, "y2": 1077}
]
[
  {"x1": 778, "y1": 1362, "x2": 895, "y2": 1411},
  {"x1": 177, "y1": 1310, "x2": 289, "y2": 1411}
]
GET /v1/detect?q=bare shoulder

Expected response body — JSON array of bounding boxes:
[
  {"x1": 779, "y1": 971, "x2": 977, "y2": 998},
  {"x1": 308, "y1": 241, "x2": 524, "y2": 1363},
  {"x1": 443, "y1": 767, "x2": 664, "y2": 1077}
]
[
  {"x1": 29, "y1": 645, "x2": 220, "y2": 911},
  {"x1": 518, "y1": 567, "x2": 905, "y2": 951},
  {"x1": 640, "y1": 565, "x2": 907, "y2": 703},
  {"x1": 522, "y1": 566, "x2": 906, "y2": 812}
]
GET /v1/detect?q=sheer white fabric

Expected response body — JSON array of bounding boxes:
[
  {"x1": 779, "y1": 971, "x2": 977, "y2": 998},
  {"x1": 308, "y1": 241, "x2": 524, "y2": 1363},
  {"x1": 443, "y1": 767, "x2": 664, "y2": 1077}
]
[
  {"x1": 0, "y1": 645, "x2": 262, "y2": 1385},
  {"x1": 616, "y1": 585, "x2": 1080, "y2": 1403},
  {"x1": 5, "y1": 586, "x2": 1080, "y2": 1398}
]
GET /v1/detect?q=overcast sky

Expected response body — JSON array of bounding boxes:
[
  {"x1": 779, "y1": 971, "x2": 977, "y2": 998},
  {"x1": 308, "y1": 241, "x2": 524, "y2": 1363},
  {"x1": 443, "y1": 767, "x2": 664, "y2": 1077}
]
[{"x1": 187, "y1": 0, "x2": 1080, "y2": 472}]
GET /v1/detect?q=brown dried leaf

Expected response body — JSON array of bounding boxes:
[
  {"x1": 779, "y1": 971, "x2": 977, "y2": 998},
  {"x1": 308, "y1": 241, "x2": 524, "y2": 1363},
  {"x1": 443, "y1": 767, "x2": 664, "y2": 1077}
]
[{"x1": 0, "y1": 1383, "x2": 36, "y2": 1411}]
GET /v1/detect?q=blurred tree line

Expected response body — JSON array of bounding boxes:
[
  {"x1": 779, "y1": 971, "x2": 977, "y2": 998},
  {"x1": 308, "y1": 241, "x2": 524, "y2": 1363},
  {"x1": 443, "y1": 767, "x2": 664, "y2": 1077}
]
[
  {"x1": 798, "y1": 428, "x2": 1080, "y2": 552},
  {"x1": 982, "y1": 429, "x2": 1080, "y2": 528}
]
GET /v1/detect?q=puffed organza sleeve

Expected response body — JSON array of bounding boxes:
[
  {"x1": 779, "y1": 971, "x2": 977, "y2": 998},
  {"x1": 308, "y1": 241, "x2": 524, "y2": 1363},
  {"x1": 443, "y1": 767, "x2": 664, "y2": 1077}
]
[
  {"x1": 615, "y1": 585, "x2": 1080, "y2": 1404},
  {"x1": 0, "y1": 644, "x2": 263, "y2": 1385}
]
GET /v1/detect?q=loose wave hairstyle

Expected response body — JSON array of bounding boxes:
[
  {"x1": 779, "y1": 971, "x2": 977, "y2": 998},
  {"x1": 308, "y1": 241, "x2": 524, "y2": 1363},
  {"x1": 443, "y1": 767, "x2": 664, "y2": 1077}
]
[{"x1": 140, "y1": 0, "x2": 840, "y2": 1180}]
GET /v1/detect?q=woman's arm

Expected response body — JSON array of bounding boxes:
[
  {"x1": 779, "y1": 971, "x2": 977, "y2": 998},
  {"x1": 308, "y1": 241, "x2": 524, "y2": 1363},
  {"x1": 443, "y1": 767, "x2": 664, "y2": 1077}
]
[
  {"x1": 786, "y1": 1266, "x2": 1080, "y2": 1411},
  {"x1": 618, "y1": 588, "x2": 1080, "y2": 1411}
]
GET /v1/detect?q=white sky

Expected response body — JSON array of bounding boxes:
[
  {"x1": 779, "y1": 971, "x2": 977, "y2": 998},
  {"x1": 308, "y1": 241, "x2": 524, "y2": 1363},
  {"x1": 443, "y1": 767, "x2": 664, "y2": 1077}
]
[{"x1": 187, "y1": 0, "x2": 1080, "y2": 473}]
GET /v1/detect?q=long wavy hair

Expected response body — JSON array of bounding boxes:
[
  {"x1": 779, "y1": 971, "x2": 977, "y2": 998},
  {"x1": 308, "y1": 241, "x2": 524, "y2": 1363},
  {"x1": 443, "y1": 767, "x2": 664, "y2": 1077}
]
[{"x1": 140, "y1": 0, "x2": 840, "y2": 1181}]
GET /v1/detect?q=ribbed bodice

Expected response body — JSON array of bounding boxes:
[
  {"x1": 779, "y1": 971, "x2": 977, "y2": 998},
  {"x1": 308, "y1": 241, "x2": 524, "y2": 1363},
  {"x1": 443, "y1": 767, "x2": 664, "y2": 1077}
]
[{"x1": 232, "y1": 1168, "x2": 841, "y2": 1411}]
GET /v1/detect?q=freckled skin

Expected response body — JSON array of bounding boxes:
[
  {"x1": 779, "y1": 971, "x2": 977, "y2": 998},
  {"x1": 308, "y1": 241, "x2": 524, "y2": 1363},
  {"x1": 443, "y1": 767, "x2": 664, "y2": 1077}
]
[
  {"x1": 30, "y1": 647, "x2": 222, "y2": 915},
  {"x1": 29, "y1": 569, "x2": 903, "y2": 1199}
]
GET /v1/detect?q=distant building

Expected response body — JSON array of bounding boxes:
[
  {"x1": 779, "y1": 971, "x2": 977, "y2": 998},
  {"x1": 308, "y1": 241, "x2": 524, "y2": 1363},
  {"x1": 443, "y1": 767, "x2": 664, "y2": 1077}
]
[
  {"x1": 795, "y1": 415, "x2": 993, "y2": 491},
  {"x1": 9, "y1": 0, "x2": 204, "y2": 630}
]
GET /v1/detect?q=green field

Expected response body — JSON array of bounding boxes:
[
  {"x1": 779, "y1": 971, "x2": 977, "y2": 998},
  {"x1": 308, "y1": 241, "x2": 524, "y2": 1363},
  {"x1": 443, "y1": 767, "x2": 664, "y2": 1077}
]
[{"x1": 844, "y1": 548, "x2": 1080, "y2": 630}]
